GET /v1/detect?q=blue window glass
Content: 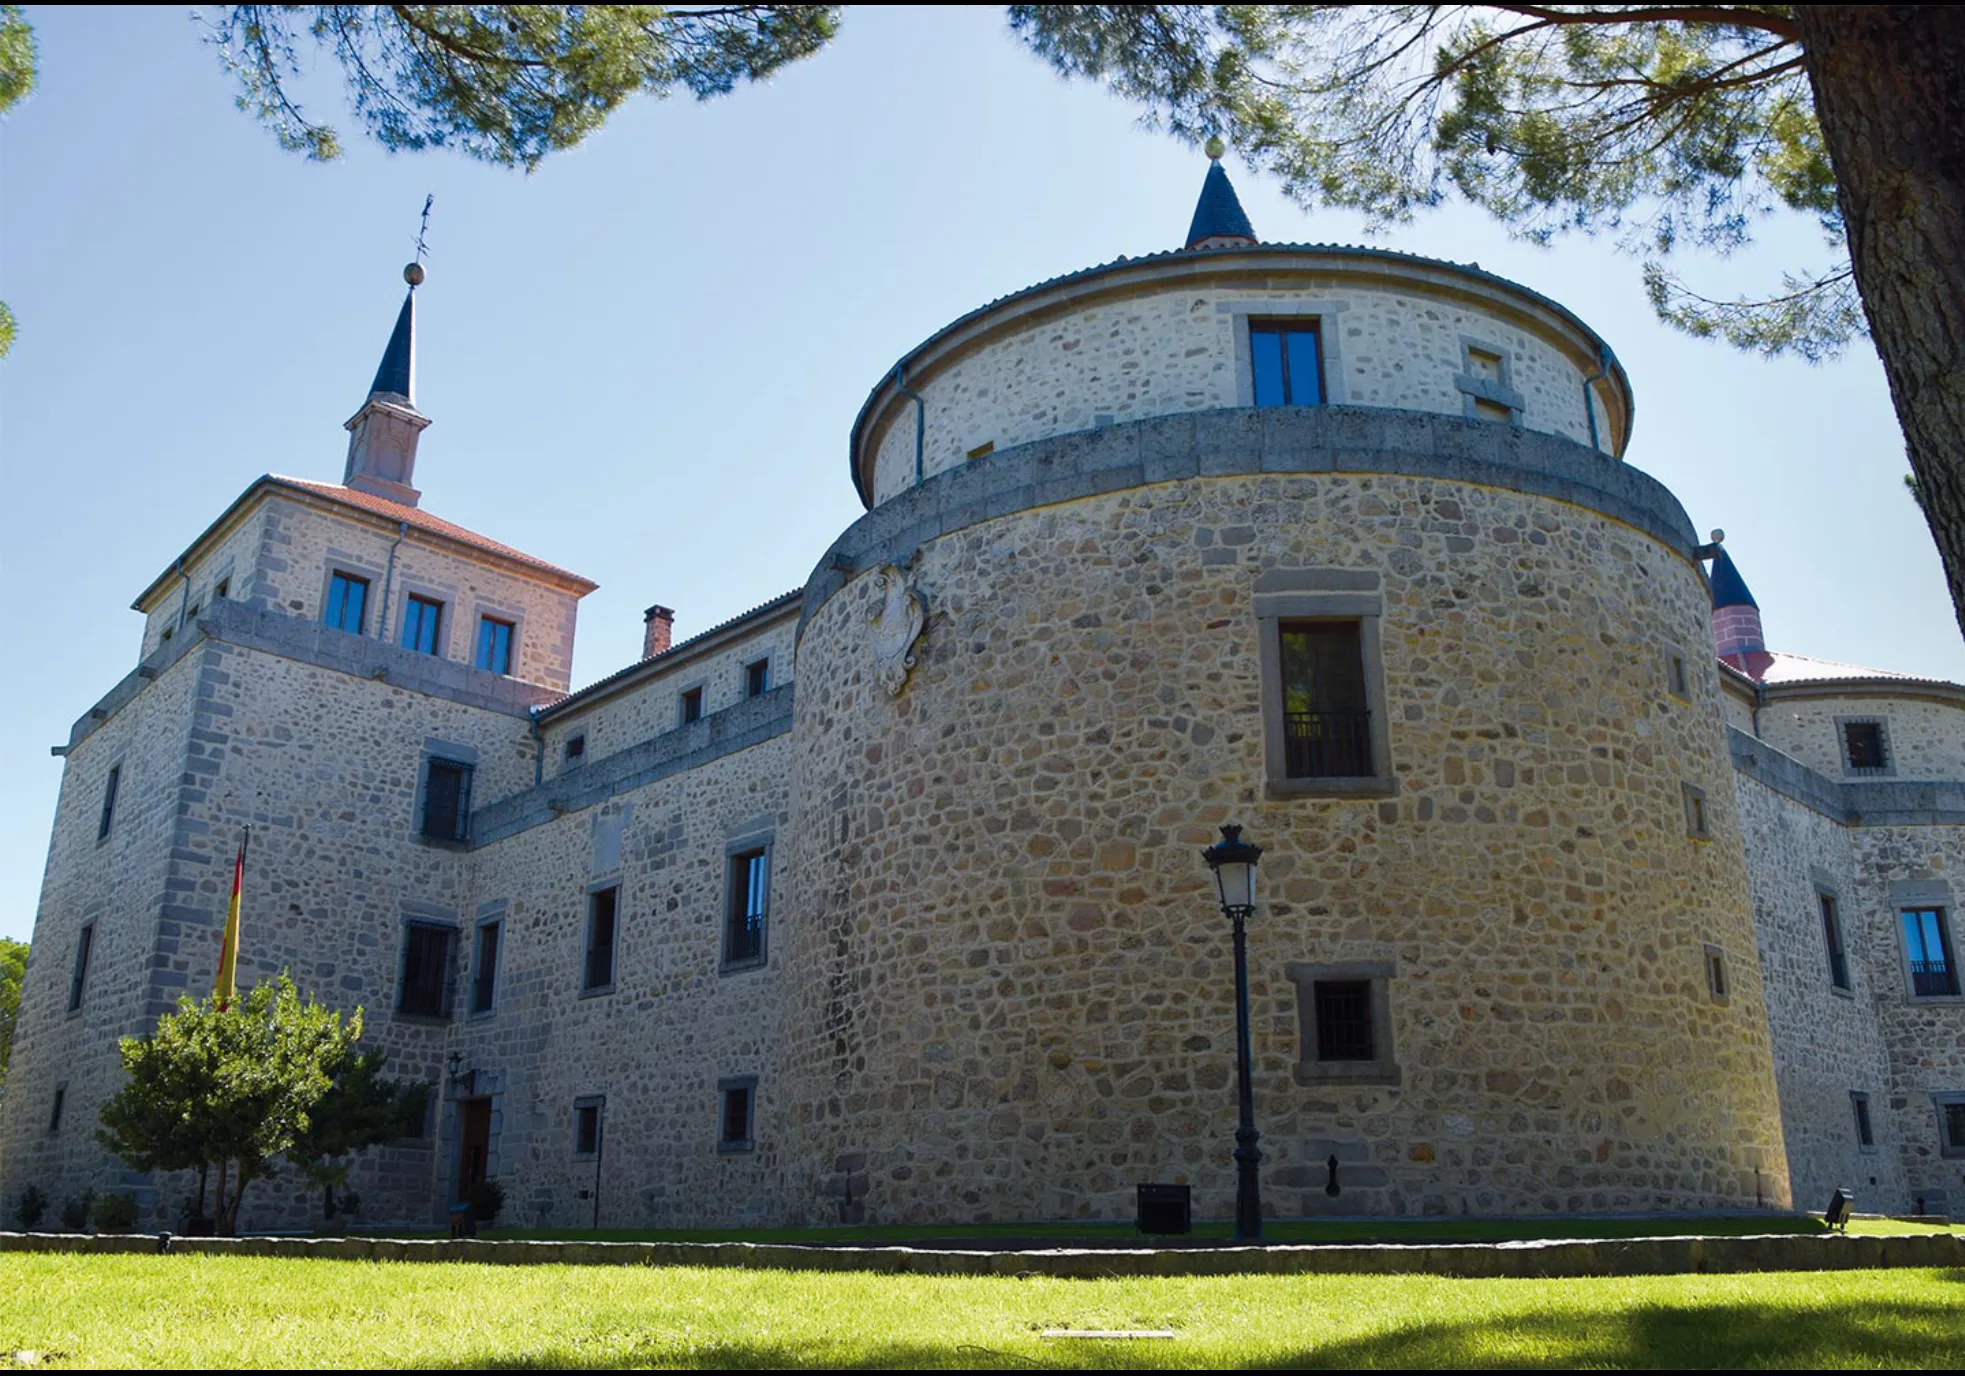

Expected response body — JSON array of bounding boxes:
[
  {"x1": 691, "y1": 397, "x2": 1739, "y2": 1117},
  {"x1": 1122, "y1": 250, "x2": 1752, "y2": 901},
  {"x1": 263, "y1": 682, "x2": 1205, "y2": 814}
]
[
  {"x1": 1250, "y1": 322, "x2": 1323, "y2": 407},
  {"x1": 1904, "y1": 908, "x2": 1960, "y2": 996},
  {"x1": 324, "y1": 572, "x2": 369, "y2": 635},
  {"x1": 401, "y1": 595, "x2": 443, "y2": 656},
  {"x1": 476, "y1": 617, "x2": 514, "y2": 675}
]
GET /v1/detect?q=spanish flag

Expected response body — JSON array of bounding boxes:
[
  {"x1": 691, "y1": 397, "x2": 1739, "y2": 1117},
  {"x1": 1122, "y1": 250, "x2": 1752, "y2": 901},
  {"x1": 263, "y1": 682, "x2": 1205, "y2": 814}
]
[{"x1": 215, "y1": 828, "x2": 248, "y2": 1009}]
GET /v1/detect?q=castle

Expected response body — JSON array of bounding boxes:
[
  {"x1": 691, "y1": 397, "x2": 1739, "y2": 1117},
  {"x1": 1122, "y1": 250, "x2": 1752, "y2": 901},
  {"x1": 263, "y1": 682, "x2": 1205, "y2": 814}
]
[{"x1": 5, "y1": 155, "x2": 1962, "y2": 1230}]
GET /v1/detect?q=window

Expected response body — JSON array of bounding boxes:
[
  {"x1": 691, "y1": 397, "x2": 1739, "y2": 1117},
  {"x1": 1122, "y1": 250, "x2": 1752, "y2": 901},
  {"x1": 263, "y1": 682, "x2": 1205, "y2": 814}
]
[
  {"x1": 724, "y1": 846, "x2": 769, "y2": 970},
  {"x1": 1278, "y1": 622, "x2": 1371, "y2": 778},
  {"x1": 718, "y1": 1076, "x2": 757, "y2": 1152},
  {"x1": 1903, "y1": 908, "x2": 1960, "y2": 997},
  {"x1": 1852, "y1": 1092, "x2": 1875, "y2": 1150},
  {"x1": 475, "y1": 616, "x2": 515, "y2": 675},
  {"x1": 1285, "y1": 962, "x2": 1399, "y2": 1084},
  {"x1": 564, "y1": 734, "x2": 586, "y2": 764},
  {"x1": 420, "y1": 759, "x2": 473, "y2": 842},
  {"x1": 97, "y1": 765, "x2": 121, "y2": 842},
  {"x1": 214, "y1": 577, "x2": 230, "y2": 600},
  {"x1": 680, "y1": 687, "x2": 704, "y2": 725},
  {"x1": 67, "y1": 923, "x2": 94, "y2": 1013},
  {"x1": 1255, "y1": 573, "x2": 1393, "y2": 798},
  {"x1": 1840, "y1": 718, "x2": 1891, "y2": 775},
  {"x1": 1667, "y1": 652, "x2": 1690, "y2": 698},
  {"x1": 471, "y1": 922, "x2": 500, "y2": 1015},
  {"x1": 1821, "y1": 892, "x2": 1851, "y2": 991},
  {"x1": 1313, "y1": 981, "x2": 1374, "y2": 1061},
  {"x1": 1705, "y1": 943, "x2": 1730, "y2": 1003},
  {"x1": 1472, "y1": 397, "x2": 1511, "y2": 423},
  {"x1": 400, "y1": 594, "x2": 444, "y2": 656},
  {"x1": 397, "y1": 922, "x2": 456, "y2": 1019},
  {"x1": 1249, "y1": 321, "x2": 1323, "y2": 407},
  {"x1": 573, "y1": 1097, "x2": 603, "y2": 1159},
  {"x1": 48, "y1": 1085, "x2": 65, "y2": 1134},
  {"x1": 746, "y1": 659, "x2": 771, "y2": 699},
  {"x1": 1683, "y1": 782, "x2": 1711, "y2": 839},
  {"x1": 1455, "y1": 340, "x2": 1524, "y2": 422},
  {"x1": 584, "y1": 886, "x2": 618, "y2": 994},
  {"x1": 1936, "y1": 1094, "x2": 1965, "y2": 1159},
  {"x1": 325, "y1": 571, "x2": 369, "y2": 635}
]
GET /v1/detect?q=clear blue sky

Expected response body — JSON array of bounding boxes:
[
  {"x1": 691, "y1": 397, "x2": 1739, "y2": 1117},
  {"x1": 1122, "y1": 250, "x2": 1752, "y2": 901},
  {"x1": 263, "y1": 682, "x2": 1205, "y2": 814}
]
[{"x1": 2, "y1": 6, "x2": 1958, "y2": 943}]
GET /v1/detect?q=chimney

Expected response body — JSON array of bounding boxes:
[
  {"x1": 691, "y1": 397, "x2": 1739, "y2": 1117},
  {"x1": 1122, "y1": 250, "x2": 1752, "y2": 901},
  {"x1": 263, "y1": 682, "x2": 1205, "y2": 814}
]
[{"x1": 643, "y1": 605, "x2": 674, "y2": 660}]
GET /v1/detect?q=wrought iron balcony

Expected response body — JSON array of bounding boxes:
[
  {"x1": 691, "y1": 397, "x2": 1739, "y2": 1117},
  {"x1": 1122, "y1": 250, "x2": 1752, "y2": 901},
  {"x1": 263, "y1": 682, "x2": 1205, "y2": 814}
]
[{"x1": 1284, "y1": 711, "x2": 1372, "y2": 779}]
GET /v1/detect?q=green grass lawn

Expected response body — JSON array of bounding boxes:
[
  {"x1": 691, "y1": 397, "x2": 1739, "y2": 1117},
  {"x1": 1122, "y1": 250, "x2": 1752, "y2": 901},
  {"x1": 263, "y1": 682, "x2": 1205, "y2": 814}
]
[{"x1": 4, "y1": 1254, "x2": 1962, "y2": 1369}]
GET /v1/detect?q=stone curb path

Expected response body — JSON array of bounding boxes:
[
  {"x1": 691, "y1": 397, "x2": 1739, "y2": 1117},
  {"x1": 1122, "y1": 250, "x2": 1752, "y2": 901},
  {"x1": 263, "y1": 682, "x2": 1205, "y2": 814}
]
[{"x1": 3, "y1": 1230, "x2": 1960, "y2": 1278}]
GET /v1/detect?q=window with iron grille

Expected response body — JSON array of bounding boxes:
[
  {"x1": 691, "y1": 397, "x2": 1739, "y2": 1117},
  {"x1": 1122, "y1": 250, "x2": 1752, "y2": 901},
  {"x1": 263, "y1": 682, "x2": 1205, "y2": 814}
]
[
  {"x1": 97, "y1": 765, "x2": 121, "y2": 842},
  {"x1": 1938, "y1": 1095, "x2": 1965, "y2": 1159},
  {"x1": 324, "y1": 571, "x2": 369, "y2": 635},
  {"x1": 1314, "y1": 981, "x2": 1374, "y2": 1061},
  {"x1": 1902, "y1": 908, "x2": 1960, "y2": 998},
  {"x1": 1841, "y1": 719, "x2": 1891, "y2": 775},
  {"x1": 1249, "y1": 321, "x2": 1324, "y2": 407},
  {"x1": 1821, "y1": 892, "x2": 1851, "y2": 991},
  {"x1": 718, "y1": 1077, "x2": 756, "y2": 1152},
  {"x1": 471, "y1": 921, "x2": 500, "y2": 1015},
  {"x1": 421, "y1": 759, "x2": 473, "y2": 842},
  {"x1": 67, "y1": 923, "x2": 94, "y2": 1014},
  {"x1": 584, "y1": 886, "x2": 618, "y2": 994},
  {"x1": 397, "y1": 922, "x2": 456, "y2": 1019},
  {"x1": 724, "y1": 847, "x2": 769, "y2": 970},
  {"x1": 1279, "y1": 622, "x2": 1371, "y2": 779}
]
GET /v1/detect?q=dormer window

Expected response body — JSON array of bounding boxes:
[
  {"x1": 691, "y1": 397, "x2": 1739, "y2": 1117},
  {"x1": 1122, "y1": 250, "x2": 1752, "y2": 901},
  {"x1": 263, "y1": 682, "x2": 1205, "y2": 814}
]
[{"x1": 1249, "y1": 321, "x2": 1323, "y2": 408}]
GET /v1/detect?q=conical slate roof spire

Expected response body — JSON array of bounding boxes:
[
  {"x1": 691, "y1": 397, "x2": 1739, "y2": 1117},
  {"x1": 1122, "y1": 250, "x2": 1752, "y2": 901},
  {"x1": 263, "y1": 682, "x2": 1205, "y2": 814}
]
[
  {"x1": 1185, "y1": 138, "x2": 1257, "y2": 249},
  {"x1": 1707, "y1": 539, "x2": 1766, "y2": 660},
  {"x1": 1708, "y1": 546, "x2": 1758, "y2": 610},
  {"x1": 367, "y1": 284, "x2": 417, "y2": 402}
]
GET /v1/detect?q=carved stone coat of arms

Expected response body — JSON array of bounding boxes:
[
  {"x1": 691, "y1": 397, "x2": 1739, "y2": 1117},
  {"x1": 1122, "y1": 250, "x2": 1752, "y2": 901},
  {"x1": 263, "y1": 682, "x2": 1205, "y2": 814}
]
[{"x1": 867, "y1": 565, "x2": 925, "y2": 697}]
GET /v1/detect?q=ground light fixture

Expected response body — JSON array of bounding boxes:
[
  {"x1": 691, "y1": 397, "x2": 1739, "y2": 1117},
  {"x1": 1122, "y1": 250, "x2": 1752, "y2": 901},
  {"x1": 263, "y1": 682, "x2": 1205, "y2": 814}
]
[
  {"x1": 1825, "y1": 1188, "x2": 1855, "y2": 1232},
  {"x1": 1202, "y1": 823, "x2": 1265, "y2": 1242}
]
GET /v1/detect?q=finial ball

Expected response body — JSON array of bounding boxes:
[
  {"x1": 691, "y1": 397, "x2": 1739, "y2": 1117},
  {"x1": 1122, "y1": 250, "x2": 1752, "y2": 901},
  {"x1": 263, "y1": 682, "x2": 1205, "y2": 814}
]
[
  {"x1": 1709, "y1": 528, "x2": 1725, "y2": 544},
  {"x1": 404, "y1": 262, "x2": 426, "y2": 287},
  {"x1": 1204, "y1": 135, "x2": 1226, "y2": 160}
]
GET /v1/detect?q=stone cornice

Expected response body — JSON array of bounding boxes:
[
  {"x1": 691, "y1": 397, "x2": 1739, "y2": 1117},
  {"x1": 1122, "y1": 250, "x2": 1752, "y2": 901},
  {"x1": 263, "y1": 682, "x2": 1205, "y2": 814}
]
[{"x1": 1728, "y1": 726, "x2": 1965, "y2": 826}]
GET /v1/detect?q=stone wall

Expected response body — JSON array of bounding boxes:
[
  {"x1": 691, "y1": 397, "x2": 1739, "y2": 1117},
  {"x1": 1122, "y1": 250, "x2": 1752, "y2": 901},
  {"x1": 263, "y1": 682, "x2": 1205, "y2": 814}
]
[
  {"x1": 1756, "y1": 692, "x2": 1965, "y2": 784},
  {"x1": 781, "y1": 450, "x2": 1788, "y2": 1225},
  {"x1": 139, "y1": 506, "x2": 267, "y2": 661},
  {"x1": 865, "y1": 265, "x2": 1621, "y2": 506},
  {"x1": 450, "y1": 728, "x2": 795, "y2": 1230},
  {"x1": 538, "y1": 606, "x2": 799, "y2": 784},
  {"x1": 1732, "y1": 768, "x2": 1903, "y2": 1212}
]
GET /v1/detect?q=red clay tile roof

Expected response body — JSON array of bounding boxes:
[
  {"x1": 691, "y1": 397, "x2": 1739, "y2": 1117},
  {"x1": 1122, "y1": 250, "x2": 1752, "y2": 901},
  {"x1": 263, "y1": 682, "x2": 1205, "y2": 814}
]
[{"x1": 272, "y1": 477, "x2": 596, "y2": 590}]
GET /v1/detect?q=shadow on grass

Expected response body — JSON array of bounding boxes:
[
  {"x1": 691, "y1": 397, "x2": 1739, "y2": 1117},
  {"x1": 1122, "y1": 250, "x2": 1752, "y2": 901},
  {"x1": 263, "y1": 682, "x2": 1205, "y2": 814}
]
[{"x1": 418, "y1": 1281, "x2": 1965, "y2": 1370}]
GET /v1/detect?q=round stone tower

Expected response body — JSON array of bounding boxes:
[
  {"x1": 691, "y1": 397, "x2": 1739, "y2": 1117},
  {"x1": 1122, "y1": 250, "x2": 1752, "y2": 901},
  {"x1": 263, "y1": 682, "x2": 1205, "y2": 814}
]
[{"x1": 777, "y1": 156, "x2": 1787, "y2": 1224}]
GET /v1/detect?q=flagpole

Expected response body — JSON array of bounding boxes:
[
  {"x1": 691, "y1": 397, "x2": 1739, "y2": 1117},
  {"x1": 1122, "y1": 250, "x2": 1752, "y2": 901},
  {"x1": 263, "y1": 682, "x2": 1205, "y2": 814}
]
[{"x1": 216, "y1": 825, "x2": 249, "y2": 1010}]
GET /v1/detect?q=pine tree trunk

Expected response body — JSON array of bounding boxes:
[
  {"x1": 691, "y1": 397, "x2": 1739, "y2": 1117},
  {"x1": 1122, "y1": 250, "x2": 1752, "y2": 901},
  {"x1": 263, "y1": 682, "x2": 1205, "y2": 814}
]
[{"x1": 1797, "y1": 7, "x2": 1965, "y2": 641}]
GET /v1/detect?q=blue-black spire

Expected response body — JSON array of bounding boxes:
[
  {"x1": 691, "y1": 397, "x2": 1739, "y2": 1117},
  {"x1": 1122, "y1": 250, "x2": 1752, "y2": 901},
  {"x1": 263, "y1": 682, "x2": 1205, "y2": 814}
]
[
  {"x1": 367, "y1": 280, "x2": 417, "y2": 403},
  {"x1": 1708, "y1": 547, "x2": 1758, "y2": 610},
  {"x1": 1185, "y1": 141, "x2": 1257, "y2": 249}
]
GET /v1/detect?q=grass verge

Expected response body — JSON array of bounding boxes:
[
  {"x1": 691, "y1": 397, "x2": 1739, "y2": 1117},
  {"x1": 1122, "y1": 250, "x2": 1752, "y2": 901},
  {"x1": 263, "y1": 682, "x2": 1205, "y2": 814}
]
[{"x1": 4, "y1": 1254, "x2": 1963, "y2": 1369}]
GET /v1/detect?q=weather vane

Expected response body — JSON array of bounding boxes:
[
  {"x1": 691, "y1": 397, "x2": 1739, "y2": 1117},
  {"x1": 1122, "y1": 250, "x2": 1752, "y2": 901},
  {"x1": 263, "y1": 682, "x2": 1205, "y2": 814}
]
[{"x1": 406, "y1": 193, "x2": 434, "y2": 287}]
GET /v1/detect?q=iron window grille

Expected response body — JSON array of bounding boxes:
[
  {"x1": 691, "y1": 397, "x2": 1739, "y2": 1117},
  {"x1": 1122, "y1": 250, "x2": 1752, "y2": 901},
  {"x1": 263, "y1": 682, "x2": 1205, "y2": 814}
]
[
  {"x1": 1313, "y1": 980, "x2": 1375, "y2": 1061},
  {"x1": 1941, "y1": 1099, "x2": 1965, "y2": 1158},
  {"x1": 1279, "y1": 622, "x2": 1372, "y2": 779},
  {"x1": 1903, "y1": 908, "x2": 1960, "y2": 997},
  {"x1": 397, "y1": 922, "x2": 457, "y2": 1019},
  {"x1": 1842, "y1": 720, "x2": 1890, "y2": 775},
  {"x1": 421, "y1": 759, "x2": 473, "y2": 842},
  {"x1": 724, "y1": 848, "x2": 769, "y2": 970}
]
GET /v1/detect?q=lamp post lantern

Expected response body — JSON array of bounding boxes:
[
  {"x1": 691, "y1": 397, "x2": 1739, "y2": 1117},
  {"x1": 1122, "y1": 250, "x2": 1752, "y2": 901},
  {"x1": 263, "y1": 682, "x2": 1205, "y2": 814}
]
[{"x1": 1201, "y1": 823, "x2": 1264, "y2": 1242}]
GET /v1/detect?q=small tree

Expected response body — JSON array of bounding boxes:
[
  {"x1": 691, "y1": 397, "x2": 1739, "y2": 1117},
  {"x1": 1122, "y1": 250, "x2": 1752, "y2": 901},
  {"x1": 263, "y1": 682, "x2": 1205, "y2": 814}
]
[
  {"x1": 97, "y1": 974, "x2": 361, "y2": 1235},
  {"x1": 284, "y1": 1048, "x2": 428, "y2": 1222},
  {"x1": 0, "y1": 936, "x2": 27, "y2": 1099}
]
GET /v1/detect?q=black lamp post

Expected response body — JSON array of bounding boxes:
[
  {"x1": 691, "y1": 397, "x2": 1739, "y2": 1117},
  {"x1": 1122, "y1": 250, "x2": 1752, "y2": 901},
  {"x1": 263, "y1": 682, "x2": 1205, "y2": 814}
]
[{"x1": 1201, "y1": 823, "x2": 1264, "y2": 1242}]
